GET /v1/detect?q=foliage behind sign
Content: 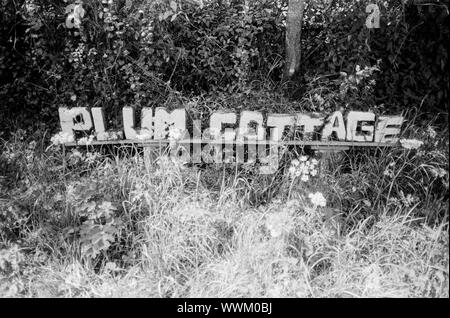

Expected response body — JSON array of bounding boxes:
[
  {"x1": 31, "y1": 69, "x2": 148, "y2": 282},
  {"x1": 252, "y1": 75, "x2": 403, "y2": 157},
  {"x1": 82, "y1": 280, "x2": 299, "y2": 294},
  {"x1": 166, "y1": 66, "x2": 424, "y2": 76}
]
[{"x1": 0, "y1": 0, "x2": 448, "y2": 136}]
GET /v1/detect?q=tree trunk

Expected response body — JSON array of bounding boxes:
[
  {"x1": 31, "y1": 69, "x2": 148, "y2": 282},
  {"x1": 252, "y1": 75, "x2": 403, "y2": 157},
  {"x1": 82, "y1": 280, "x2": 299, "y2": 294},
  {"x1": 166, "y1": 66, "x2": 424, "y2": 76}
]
[{"x1": 284, "y1": 0, "x2": 306, "y2": 79}]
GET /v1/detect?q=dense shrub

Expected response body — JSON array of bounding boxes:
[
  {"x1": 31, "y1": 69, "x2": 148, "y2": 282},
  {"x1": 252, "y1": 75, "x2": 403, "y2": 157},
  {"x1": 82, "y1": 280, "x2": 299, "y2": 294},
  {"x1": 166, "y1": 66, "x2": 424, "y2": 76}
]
[
  {"x1": 302, "y1": 0, "x2": 449, "y2": 120},
  {"x1": 0, "y1": 0, "x2": 448, "y2": 135}
]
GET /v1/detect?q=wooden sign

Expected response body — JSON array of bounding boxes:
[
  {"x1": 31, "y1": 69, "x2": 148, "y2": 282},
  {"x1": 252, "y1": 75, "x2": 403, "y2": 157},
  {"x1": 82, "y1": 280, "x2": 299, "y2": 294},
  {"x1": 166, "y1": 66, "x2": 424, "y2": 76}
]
[{"x1": 57, "y1": 106, "x2": 404, "y2": 173}]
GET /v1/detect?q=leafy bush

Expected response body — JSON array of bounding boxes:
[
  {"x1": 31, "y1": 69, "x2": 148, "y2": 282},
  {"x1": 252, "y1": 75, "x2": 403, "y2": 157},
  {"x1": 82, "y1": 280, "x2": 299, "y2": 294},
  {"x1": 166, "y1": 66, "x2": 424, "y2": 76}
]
[
  {"x1": 1, "y1": 0, "x2": 447, "y2": 135},
  {"x1": 301, "y1": 0, "x2": 449, "y2": 118}
]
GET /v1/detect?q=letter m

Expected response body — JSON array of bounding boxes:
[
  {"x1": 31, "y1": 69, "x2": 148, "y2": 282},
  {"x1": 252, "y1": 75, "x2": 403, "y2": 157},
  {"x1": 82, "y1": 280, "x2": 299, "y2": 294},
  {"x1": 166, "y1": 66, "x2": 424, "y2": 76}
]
[{"x1": 153, "y1": 107, "x2": 186, "y2": 139}]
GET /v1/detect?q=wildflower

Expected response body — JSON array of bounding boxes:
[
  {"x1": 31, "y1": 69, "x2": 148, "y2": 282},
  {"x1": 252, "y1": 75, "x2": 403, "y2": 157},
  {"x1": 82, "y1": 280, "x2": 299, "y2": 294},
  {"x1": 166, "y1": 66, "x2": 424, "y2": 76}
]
[
  {"x1": 308, "y1": 192, "x2": 326, "y2": 207},
  {"x1": 299, "y1": 163, "x2": 307, "y2": 174},
  {"x1": 85, "y1": 151, "x2": 101, "y2": 164},
  {"x1": 288, "y1": 166, "x2": 296, "y2": 176},
  {"x1": 400, "y1": 138, "x2": 423, "y2": 150},
  {"x1": 427, "y1": 126, "x2": 437, "y2": 139},
  {"x1": 388, "y1": 197, "x2": 400, "y2": 206},
  {"x1": 70, "y1": 95, "x2": 77, "y2": 102},
  {"x1": 383, "y1": 168, "x2": 394, "y2": 178},
  {"x1": 77, "y1": 135, "x2": 95, "y2": 145},
  {"x1": 289, "y1": 156, "x2": 320, "y2": 182},
  {"x1": 399, "y1": 191, "x2": 418, "y2": 207},
  {"x1": 50, "y1": 132, "x2": 75, "y2": 145},
  {"x1": 429, "y1": 167, "x2": 447, "y2": 178},
  {"x1": 403, "y1": 194, "x2": 417, "y2": 207},
  {"x1": 65, "y1": 3, "x2": 85, "y2": 29},
  {"x1": 68, "y1": 149, "x2": 84, "y2": 164},
  {"x1": 71, "y1": 149, "x2": 83, "y2": 158},
  {"x1": 104, "y1": 262, "x2": 118, "y2": 273},
  {"x1": 300, "y1": 174, "x2": 309, "y2": 182},
  {"x1": 383, "y1": 161, "x2": 395, "y2": 177}
]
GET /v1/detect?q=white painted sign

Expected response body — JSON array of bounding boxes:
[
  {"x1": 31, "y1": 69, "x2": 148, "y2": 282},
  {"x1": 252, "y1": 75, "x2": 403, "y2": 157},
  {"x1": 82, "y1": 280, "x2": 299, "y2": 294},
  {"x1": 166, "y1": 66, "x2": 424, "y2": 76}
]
[
  {"x1": 58, "y1": 107, "x2": 403, "y2": 144},
  {"x1": 57, "y1": 106, "x2": 404, "y2": 173}
]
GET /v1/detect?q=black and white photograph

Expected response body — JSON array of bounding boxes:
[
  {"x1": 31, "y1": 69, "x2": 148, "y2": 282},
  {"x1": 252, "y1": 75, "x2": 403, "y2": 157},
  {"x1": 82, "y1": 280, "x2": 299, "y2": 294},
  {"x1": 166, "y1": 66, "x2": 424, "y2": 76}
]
[{"x1": 0, "y1": 0, "x2": 448, "y2": 302}]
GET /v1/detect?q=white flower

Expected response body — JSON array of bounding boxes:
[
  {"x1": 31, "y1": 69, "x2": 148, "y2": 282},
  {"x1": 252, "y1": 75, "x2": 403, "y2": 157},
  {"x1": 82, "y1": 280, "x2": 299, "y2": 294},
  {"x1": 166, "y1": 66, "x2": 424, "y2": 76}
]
[
  {"x1": 65, "y1": 3, "x2": 85, "y2": 29},
  {"x1": 399, "y1": 191, "x2": 418, "y2": 207},
  {"x1": 50, "y1": 132, "x2": 75, "y2": 145},
  {"x1": 302, "y1": 163, "x2": 311, "y2": 174},
  {"x1": 429, "y1": 167, "x2": 447, "y2": 178},
  {"x1": 308, "y1": 192, "x2": 326, "y2": 207},
  {"x1": 289, "y1": 157, "x2": 320, "y2": 181},
  {"x1": 77, "y1": 135, "x2": 94, "y2": 145},
  {"x1": 383, "y1": 167, "x2": 394, "y2": 178},
  {"x1": 85, "y1": 151, "x2": 101, "y2": 164},
  {"x1": 288, "y1": 166, "x2": 296, "y2": 176},
  {"x1": 427, "y1": 126, "x2": 437, "y2": 139},
  {"x1": 400, "y1": 139, "x2": 423, "y2": 150},
  {"x1": 25, "y1": 0, "x2": 37, "y2": 13},
  {"x1": 70, "y1": 149, "x2": 83, "y2": 159}
]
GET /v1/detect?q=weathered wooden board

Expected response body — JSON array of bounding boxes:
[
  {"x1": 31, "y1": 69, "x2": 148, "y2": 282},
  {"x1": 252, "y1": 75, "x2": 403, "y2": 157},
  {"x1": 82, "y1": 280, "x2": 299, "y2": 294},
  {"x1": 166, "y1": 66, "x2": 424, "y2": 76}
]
[
  {"x1": 57, "y1": 107, "x2": 403, "y2": 146},
  {"x1": 57, "y1": 107, "x2": 404, "y2": 174}
]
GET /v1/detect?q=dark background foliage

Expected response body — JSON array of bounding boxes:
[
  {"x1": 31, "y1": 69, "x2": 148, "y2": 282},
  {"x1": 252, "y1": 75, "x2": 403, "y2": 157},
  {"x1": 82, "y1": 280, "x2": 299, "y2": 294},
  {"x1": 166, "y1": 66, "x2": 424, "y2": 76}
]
[{"x1": 0, "y1": 0, "x2": 448, "y2": 137}]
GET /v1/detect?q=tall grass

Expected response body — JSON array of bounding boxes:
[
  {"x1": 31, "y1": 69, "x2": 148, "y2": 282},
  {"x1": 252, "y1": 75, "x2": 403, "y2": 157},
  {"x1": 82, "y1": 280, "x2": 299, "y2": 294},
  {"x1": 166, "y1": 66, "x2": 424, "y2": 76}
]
[{"x1": 0, "y1": 120, "x2": 448, "y2": 298}]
